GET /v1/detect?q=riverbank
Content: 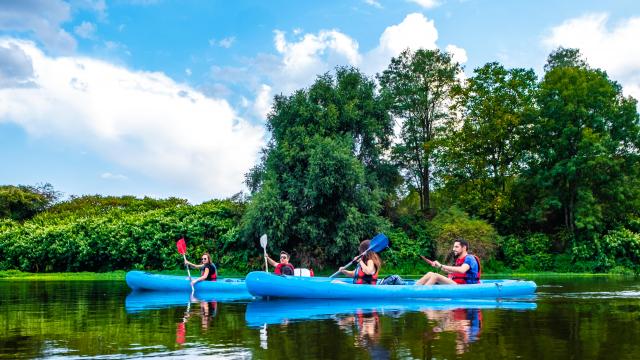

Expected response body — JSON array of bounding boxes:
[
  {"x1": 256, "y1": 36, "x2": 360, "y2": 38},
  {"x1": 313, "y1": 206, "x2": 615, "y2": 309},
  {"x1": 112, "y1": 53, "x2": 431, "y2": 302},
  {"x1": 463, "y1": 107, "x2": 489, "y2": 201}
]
[{"x1": 1, "y1": 270, "x2": 636, "y2": 281}]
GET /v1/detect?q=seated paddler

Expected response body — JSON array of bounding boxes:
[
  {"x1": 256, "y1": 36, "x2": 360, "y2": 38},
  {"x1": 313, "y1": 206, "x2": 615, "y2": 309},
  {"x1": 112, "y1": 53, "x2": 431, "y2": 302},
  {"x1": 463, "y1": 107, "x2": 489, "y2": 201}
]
[
  {"x1": 339, "y1": 239, "x2": 382, "y2": 285},
  {"x1": 416, "y1": 238, "x2": 481, "y2": 286},
  {"x1": 266, "y1": 250, "x2": 295, "y2": 275},
  {"x1": 184, "y1": 252, "x2": 218, "y2": 285}
]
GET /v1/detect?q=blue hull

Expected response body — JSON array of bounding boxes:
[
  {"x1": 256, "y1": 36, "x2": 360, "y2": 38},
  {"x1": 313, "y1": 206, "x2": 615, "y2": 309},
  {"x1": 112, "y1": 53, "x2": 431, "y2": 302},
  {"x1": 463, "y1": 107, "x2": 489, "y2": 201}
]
[
  {"x1": 245, "y1": 298, "x2": 536, "y2": 327},
  {"x1": 245, "y1": 271, "x2": 537, "y2": 299},
  {"x1": 125, "y1": 270, "x2": 249, "y2": 294},
  {"x1": 125, "y1": 290, "x2": 253, "y2": 313}
]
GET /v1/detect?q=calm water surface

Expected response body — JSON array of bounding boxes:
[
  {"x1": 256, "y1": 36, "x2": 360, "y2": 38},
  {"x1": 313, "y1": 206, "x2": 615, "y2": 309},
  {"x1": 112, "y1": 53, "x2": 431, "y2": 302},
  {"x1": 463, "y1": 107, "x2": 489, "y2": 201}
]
[{"x1": 1, "y1": 277, "x2": 639, "y2": 359}]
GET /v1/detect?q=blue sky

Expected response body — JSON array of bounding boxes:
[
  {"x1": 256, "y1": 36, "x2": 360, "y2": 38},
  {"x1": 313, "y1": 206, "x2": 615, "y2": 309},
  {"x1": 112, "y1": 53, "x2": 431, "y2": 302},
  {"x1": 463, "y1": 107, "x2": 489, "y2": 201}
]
[{"x1": 1, "y1": 0, "x2": 639, "y2": 203}]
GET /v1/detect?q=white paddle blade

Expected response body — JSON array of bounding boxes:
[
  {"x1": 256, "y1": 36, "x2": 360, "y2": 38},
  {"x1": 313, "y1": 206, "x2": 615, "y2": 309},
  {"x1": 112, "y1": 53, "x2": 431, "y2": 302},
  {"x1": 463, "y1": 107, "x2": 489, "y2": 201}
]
[{"x1": 259, "y1": 234, "x2": 268, "y2": 248}]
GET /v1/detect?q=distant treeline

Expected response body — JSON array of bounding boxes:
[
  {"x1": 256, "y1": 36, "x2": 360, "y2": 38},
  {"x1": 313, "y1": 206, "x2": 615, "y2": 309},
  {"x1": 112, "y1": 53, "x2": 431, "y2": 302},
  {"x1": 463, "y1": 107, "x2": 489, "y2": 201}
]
[{"x1": 1, "y1": 47, "x2": 639, "y2": 274}]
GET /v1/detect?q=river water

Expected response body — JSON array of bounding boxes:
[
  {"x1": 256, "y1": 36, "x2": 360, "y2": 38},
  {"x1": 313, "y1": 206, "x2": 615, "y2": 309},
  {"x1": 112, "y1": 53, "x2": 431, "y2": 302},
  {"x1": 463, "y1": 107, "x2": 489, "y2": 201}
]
[{"x1": 1, "y1": 276, "x2": 639, "y2": 359}]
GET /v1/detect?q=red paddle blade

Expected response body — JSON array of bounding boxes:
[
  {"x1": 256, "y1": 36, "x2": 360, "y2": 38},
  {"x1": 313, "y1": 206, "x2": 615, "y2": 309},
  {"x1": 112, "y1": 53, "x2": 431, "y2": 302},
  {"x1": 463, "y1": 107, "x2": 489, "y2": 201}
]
[{"x1": 176, "y1": 238, "x2": 186, "y2": 255}]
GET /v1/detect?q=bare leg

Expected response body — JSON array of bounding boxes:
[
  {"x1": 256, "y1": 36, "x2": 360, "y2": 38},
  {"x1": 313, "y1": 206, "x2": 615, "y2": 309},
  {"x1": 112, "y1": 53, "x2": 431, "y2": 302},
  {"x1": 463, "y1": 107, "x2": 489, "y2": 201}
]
[{"x1": 415, "y1": 272, "x2": 457, "y2": 286}]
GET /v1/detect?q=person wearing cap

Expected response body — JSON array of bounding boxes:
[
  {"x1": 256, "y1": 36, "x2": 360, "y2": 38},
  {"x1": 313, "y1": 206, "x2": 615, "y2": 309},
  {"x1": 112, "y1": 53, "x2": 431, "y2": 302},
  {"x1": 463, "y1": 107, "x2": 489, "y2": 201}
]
[{"x1": 266, "y1": 250, "x2": 295, "y2": 275}]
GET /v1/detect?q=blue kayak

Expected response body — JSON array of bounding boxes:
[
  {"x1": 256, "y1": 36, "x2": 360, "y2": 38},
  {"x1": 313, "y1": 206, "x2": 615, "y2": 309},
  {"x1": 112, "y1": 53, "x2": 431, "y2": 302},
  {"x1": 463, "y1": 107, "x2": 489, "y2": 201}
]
[
  {"x1": 125, "y1": 290, "x2": 253, "y2": 313},
  {"x1": 245, "y1": 271, "x2": 537, "y2": 299},
  {"x1": 125, "y1": 270, "x2": 249, "y2": 294},
  {"x1": 245, "y1": 298, "x2": 536, "y2": 327}
]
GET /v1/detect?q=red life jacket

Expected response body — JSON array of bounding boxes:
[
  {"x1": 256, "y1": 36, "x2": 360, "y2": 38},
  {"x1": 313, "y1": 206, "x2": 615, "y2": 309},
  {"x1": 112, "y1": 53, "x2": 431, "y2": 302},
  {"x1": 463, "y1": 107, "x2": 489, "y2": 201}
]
[
  {"x1": 448, "y1": 254, "x2": 481, "y2": 284},
  {"x1": 202, "y1": 263, "x2": 217, "y2": 281},
  {"x1": 353, "y1": 263, "x2": 379, "y2": 285},
  {"x1": 275, "y1": 263, "x2": 295, "y2": 275}
]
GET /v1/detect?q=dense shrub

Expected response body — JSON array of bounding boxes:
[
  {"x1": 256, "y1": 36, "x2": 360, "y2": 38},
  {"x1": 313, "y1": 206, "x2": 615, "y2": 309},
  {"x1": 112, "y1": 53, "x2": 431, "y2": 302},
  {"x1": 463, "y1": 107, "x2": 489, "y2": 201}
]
[
  {"x1": 430, "y1": 207, "x2": 498, "y2": 262},
  {"x1": 0, "y1": 198, "x2": 248, "y2": 273}
]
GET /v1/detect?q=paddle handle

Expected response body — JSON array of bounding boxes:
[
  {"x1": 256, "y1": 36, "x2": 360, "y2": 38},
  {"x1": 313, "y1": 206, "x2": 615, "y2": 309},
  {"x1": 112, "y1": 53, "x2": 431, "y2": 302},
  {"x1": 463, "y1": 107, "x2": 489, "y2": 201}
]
[
  {"x1": 263, "y1": 248, "x2": 269, "y2": 273},
  {"x1": 182, "y1": 254, "x2": 192, "y2": 280}
]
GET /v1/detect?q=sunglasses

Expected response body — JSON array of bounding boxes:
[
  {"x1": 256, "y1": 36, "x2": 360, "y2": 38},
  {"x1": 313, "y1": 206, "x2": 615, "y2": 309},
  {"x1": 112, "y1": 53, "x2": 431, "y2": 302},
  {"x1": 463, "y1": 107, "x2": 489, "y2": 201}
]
[
  {"x1": 201, "y1": 257, "x2": 208, "y2": 261},
  {"x1": 280, "y1": 255, "x2": 287, "y2": 259}
]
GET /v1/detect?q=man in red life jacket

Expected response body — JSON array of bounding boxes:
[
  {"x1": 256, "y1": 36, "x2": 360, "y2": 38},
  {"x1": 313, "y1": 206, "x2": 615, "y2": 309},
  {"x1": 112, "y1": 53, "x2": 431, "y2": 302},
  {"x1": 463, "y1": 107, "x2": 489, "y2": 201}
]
[
  {"x1": 416, "y1": 239, "x2": 481, "y2": 285},
  {"x1": 266, "y1": 250, "x2": 295, "y2": 275}
]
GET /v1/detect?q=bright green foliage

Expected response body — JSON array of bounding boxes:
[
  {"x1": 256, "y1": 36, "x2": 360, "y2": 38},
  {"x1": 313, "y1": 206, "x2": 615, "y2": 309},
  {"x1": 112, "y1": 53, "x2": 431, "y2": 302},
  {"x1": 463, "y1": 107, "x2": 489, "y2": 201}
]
[
  {"x1": 438, "y1": 62, "x2": 537, "y2": 227},
  {"x1": 378, "y1": 49, "x2": 462, "y2": 215},
  {"x1": 498, "y1": 233, "x2": 553, "y2": 271},
  {"x1": 520, "y1": 50, "x2": 640, "y2": 243},
  {"x1": 593, "y1": 229, "x2": 639, "y2": 272},
  {"x1": 0, "y1": 183, "x2": 60, "y2": 221},
  {"x1": 428, "y1": 207, "x2": 498, "y2": 262},
  {"x1": 382, "y1": 227, "x2": 432, "y2": 273},
  {"x1": 0, "y1": 197, "x2": 247, "y2": 273},
  {"x1": 242, "y1": 67, "x2": 395, "y2": 268}
]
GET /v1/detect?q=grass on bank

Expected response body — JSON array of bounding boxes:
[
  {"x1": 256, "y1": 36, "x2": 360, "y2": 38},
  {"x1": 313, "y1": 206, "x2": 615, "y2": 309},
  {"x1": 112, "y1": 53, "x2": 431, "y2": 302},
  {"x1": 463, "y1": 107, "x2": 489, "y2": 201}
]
[{"x1": 1, "y1": 269, "x2": 637, "y2": 281}]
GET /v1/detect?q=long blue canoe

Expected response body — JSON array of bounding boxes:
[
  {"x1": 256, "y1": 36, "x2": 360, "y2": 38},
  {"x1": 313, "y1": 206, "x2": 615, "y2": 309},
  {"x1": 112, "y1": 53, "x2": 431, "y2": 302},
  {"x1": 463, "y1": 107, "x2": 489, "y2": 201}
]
[
  {"x1": 245, "y1": 271, "x2": 537, "y2": 299},
  {"x1": 245, "y1": 298, "x2": 536, "y2": 327},
  {"x1": 125, "y1": 270, "x2": 249, "y2": 294},
  {"x1": 125, "y1": 290, "x2": 253, "y2": 313}
]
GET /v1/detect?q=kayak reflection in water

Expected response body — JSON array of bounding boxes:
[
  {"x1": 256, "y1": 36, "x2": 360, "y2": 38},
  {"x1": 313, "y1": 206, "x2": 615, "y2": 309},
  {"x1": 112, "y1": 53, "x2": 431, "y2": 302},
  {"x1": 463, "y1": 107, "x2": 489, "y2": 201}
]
[
  {"x1": 424, "y1": 308, "x2": 483, "y2": 355},
  {"x1": 336, "y1": 310, "x2": 390, "y2": 358}
]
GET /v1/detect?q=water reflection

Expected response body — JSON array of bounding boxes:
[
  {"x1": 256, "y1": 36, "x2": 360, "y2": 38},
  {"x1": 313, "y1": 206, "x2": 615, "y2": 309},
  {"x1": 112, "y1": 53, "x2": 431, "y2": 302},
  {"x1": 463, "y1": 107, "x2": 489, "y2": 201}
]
[{"x1": 423, "y1": 308, "x2": 482, "y2": 355}]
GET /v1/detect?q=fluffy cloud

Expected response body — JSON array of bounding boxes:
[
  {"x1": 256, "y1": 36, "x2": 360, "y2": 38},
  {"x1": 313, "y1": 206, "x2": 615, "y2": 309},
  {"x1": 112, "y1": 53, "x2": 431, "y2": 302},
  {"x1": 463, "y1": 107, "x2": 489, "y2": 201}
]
[
  {"x1": 0, "y1": 39, "x2": 264, "y2": 201},
  {"x1": 543, "y1": 13, "x2": 640, "y2": 101},
  {"x1": 208, "y1": 13, "x2": 466, "y2": 125},
  {"x1": 0, "y1": 0, "x2": 76, "y2": 53}
]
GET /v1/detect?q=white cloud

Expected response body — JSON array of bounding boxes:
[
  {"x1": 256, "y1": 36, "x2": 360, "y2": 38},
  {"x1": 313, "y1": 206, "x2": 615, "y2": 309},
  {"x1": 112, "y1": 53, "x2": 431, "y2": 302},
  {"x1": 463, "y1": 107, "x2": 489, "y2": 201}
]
[
  {"x1": 208, "y1": 13, "x2": 466, "y2": 123},
  {"x1": 209, "y1": 37, "x2": 236, "y2": 48},
  {"x1": 362, "y1": 12, "x2": 442, "y2": 74},
  {"x1": 218, "y1": 37, "x2": 235, "y2": 48},
  {"x1": 0, "y1": 0, "x2": 76, "y2": 53},
  {"x1": 253, "y1": 84, "x2": 273, "y2": 119},
  {"x1": 407, "y1": 0, "x2": 440, "y2": 9},
  {"x1": 74, "y1": 21, "x2": 96, "y2": 39},
  {"x1": 445, "y1": 44, "x2": 467, "y2": 64},
  {"x1": 364, "y1": 0, "x2": 383, "y2": 9},
  {"x1": 271, "y1": 29, "x2": 361, "y2": 94},
  {"x1": 185, "y1": 68, "x2": 192, "y2": 76},
  {"x1": 101, "y1": 172, "x2": 128, "y2": 181},
  {"x1": 543, "y1": 13, "x2": 640, "y2": 101},
  {"x1": 0, "y1": 39, "x2": 264, "y2": 202}
]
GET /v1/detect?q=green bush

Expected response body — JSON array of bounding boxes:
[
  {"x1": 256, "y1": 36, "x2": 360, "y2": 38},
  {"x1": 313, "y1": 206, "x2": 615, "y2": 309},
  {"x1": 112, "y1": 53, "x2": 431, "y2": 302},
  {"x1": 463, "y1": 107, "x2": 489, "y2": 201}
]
[
  {"x1": 0, "y1": 198, "x2": 248, "y2": 273},
  {"x1": 430, "y1": 207, "x2": 498, "y2": 262},
  {"x1": 594, "y1": 228, "x2": 640, "y2": 272}
]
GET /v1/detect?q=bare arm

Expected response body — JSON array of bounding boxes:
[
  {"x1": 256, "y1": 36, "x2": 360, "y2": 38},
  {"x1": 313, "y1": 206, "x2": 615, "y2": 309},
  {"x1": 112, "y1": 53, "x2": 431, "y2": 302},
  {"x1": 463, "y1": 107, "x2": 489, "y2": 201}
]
[
  {"x1": 266, "y1": 255, "x2": 278, "y2": 267},
  {"x1": 359, "y1": 259, "x2": 377, "y2": 275},
  {"x1": 434, "y1": 261, "x2": 469, "y2": 274},
  {"x1": 192, "y1": 267, "x2": 209, "y2": 285}
]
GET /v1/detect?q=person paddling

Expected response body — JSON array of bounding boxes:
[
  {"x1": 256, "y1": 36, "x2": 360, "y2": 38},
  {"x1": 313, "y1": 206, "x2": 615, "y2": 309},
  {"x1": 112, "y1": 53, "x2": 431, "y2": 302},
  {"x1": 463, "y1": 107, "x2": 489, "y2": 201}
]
[
  {"x1": 339, "y1": 239, "x2": 382, "y2": 285},
  {"x1": 184, "y1": 252, "x2": 217, "y2": 285},
  {"x1": 266, "y1": 251, "x2": 295, "y2": 275},
  {"x1": 416, "y1": 238, "x2": 481, "y2": 286}
]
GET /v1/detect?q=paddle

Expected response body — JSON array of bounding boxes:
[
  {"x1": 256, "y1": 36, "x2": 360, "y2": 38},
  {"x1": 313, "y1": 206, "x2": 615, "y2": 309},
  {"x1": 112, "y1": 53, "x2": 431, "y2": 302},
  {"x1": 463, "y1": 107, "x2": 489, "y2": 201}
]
[
  {"x1": 259, "y1": 234, "x2": 268, "y2": 273},
  {"x1": 420, "y1": 255, "x2": 437, "y2": 268},
  {"x1": 329, "y1": 233, "x2": 389, "y2": 278},
  {"x1": 176, "y1": 238, "x2": 194, "y2": 292}
]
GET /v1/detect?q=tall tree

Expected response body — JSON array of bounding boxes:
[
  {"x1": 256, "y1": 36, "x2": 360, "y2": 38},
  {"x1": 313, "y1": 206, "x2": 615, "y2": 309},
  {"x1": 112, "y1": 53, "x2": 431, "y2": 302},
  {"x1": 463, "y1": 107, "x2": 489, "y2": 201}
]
[
  {"x1": 523, "y1": 48, "x2": 640, "y2": 241},
  {"x1": 0, "y1": 183, "x2": 59, "y2": 221},
  {"x1": 242, "y1": 67, "x2": 395, "y2": 267},
  {"x1": 378, "y1": 49, "x2": 462, "y2": 216},
  {"x1": 437, "y1": 62, "x2": 538, "y2": 226}
]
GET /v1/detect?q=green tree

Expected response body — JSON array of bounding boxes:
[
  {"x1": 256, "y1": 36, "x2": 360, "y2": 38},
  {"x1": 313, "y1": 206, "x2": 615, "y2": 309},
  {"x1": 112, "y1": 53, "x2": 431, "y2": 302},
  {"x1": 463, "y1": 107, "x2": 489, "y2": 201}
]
[
  {"x1": 0, "y1": 183, "x2": 60, "y2": 221},
  {"x1": 438, "y1": 62, "x2": 538, "y2": 226},
  {"x1": 378, "y1": 49, "x2": 462, "y2": 216},
  {"x1": 242, "y1": 67, "x2": 395, "y2": 267},
  {"x1": 522, "y1": 48, "x2": 640, "y2": 243}
]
